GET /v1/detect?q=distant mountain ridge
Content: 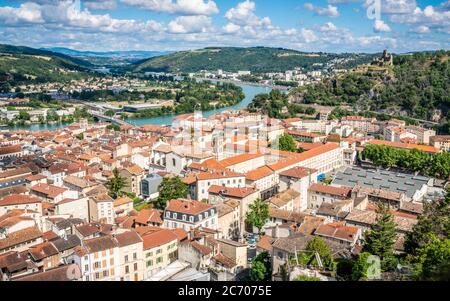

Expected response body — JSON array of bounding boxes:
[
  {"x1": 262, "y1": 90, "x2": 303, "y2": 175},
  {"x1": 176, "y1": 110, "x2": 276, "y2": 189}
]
[
  {"x1": 131, "y1": 46, "x2": 378, "y2": 73},
  {"x1": 42, "y1": 47, "x2": 172, "y2": 59},
  {"x1": 0, "y1": 44, "x2": 93, "y2": 85},
  {"x1": 0, "y1": 44, "x2": 93, "y2": 68}
]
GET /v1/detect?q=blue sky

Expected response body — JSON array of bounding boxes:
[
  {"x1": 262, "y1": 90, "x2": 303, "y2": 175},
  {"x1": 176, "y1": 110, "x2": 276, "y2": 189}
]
[{"x1": 0, "y1": 0, "x2": 448, "y2": 53}]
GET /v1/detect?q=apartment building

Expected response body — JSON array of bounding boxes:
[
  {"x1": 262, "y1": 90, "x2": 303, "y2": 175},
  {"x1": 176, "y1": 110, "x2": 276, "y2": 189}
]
[
  {"x1": 115, "y1": 231, "x2": 144, "y2": 281},
  {"x1": 141, "y1": 229, "x2": 178, "y2": 279},
  {"x1": 163, "y1": 199, "x2": 218, "y2": 231},
  {"x1": 70, "y1": 235, "x2": 121, "y2": 281}
]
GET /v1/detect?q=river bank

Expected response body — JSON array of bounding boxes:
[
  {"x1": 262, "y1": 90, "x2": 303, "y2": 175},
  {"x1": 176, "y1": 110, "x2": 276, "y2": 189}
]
[{"x1": 3, "y1": 83, "x2": 271, "y2": 131}]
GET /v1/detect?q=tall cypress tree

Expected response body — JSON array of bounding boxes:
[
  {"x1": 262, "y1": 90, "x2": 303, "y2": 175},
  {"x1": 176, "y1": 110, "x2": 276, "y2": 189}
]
[{"x1": 363, "y1": 203, "x2": 397, "y2": 271}]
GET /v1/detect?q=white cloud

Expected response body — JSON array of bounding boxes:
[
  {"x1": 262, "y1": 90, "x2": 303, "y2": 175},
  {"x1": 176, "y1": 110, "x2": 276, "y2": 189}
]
[
  {"x1": 225, "y1": 0, "x2": 271, "y2": 27},
  {"x1": 374, "y1": 20, "x2": 391, "y2": 32},
  {"x1": 320, "y1": 22, "x2": 338, "y2": 31},
  {"x1": 304, "y1": 3, "x2": 340, "y2": 17},
  {"x1": 0, "y1": 2, "x2": 44, "y2": 25},
  {"x1": 121, "y1": 0, "x2": 219, "y2": 15},
  {"x1": 84, "y1": 0, "x2": 117, "y2": 10},
  {"x1": 168, "y1": 15, "x2": 212, "y2": 34},
  {"x1": 412, "y1": 25, "x2": 430, "y2": 33},
  {"x1": 300, "y1": 28, "x2": 318, "y2": 43},
  {"x1": 223, "y1": 23, "x2": 240, "y2": 34},
  {"x1": 390, "y1": 4, "x2": 450, "y2": 34},
  {"x1": 0, "y1": 1, "x2": 163, "y2": 33},
  {"x1": 304, "y1": 3, "x2": 314, "y2": 11}
]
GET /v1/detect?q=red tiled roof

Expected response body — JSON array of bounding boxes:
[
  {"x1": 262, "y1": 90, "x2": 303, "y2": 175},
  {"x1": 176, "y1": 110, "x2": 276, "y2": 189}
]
[
  {"x1": 0, "y1": 194, "x2": 41, "y2": 206},
  {"x1": 166, "y1": 199, "x2": 213, "y2": 215},
  {"x1": 208, "y1": 185, "x2": 258, "y2": 199},
  {"x1": 309, "y1": 183, "x2": 352, "y2": 197},
  {"x1": 279, "y1": 166, "x2": 317, "y2": 179},
  {"x1": 141, "y1": 229, "x2": 177, "y2": 250}
]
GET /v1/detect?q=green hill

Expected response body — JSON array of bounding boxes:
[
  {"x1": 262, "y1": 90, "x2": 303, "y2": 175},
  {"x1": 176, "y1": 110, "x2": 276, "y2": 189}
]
[
  {"x1": 131, "y1": 47, "x2": 376, "y2": 73},
  {"x1": 290, "y1": 50, "x2": 450, "y2": 123},
  {"x1": 0, "y1": 44, "x2": 93, "y2": 88}
]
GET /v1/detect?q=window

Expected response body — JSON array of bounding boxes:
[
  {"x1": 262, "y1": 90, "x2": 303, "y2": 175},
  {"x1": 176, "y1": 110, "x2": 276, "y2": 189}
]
[
  {"x1": 134, "y1": 263, "x2": 138, "y2": 271},
  {"x1": 146, "y1": 260, "x2": 153, "y2": 267},
  {"x1": 156, "y1": 257, "x2": 163, "y2": 264},
  {"x1": 125, "y1": 255, "x2": 129, "y2": 263},
  {"x1": 189, "y1": 216, "x2": 194, "y2": 223},
  {"x1": 205, "y1": 212, "x2": 209, "y2": 218},
  {"x1": 95, "y1": 272, "x2": 100, "y2": 280},
  {"x1": 166, "y1": 211, "x2": 170, "y2": 218},
  {"x1": 84, "y1": 265, "x2": 89, "y2": 271},
  {"x1": 103, "y1": 270, "x2": 109, "y2": 277},
  {"x1": 125, "y1": 266, "x2": 129, "y2": 274},
  {"x1": 173, "y1": 213, "x2": 177, "y2": 219},
  {"x1": 182, "y1": 215, "x2": 186, "y2": 221},
  {"x1": 156, "y1": 249, "x2": 162, "y2": 254},
  {"x1": 94, "y1": 262, "x2": 100, "y2": 269},
  {"x1": 172, "y1": 158, "x2": 176, "y2": 166},
  {"x1": 133, "y1": 253, "x2": 137, "y2": 260}
]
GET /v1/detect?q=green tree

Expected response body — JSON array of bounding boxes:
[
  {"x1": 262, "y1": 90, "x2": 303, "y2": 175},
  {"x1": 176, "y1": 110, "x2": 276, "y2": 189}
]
[
  {"x1": 250, "y1": 251, "x2": 272, "y2": 281},
  {"x1": 156, "y1": 176, "x2": 188, "y2": 209},
  {"x1": 306, "y1": 236, "x2": 335, "y2": 270},
  {"x1": 414, "y1": 235, "x2": 450, "y2": 280},
  {"x1": 405, "y1": 189, "x2": 450, "y2": 256},
  {"x1": 18, "y1": 110, "x2": 30, "y2": 121},
  {"x1": 104, "y1": 110, "x2": 115, "y2": 117},
  {"x1": 106, "y1": 168, "x2": 126, "y2": 199},
  {"x1": 362, "y1": 204, "x2": 397, "y2": 271},
  {"x1": 246, "y1": 198, "x2": 269, "y2": 234},
  {"x1": 293, "y1": 275, "x2": 321, "y2": 281},
  {"x1": 276, "y1": 133, "x2": 298, "y2": 152},
  {"x1": 352, "y1": 252, "x2": 372, "y2": 281}
]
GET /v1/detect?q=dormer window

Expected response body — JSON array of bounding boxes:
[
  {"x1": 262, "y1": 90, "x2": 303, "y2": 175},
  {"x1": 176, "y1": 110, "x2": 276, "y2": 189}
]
[
  {"x1": 189, "y1": 216, "x2": 194, "y2": 223},
  {"x1": 198, "y1": 214, "x2": 203, "y2": 221},
  {"x1": 166, "y1": 212, "x2": 170, "y2": 218},
  {"x1": 173, "y1": 213, "x2": 177, "y2": 219},
  {"x1": 182, "y1": 215, "x2": 187, "y2": 221},
  {"x1": 205, "y1": 212, "x2": 209, "y2": 218}
]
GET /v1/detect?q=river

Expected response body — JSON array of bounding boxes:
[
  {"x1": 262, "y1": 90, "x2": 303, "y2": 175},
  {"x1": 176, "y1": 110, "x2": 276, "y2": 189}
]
[{"x1": 2, "y1": 83, "x2": 271, "y2": 131}]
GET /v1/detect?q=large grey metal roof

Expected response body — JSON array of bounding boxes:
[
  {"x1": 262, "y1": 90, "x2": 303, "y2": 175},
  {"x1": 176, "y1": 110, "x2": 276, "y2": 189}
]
[{"x1": 332, "y1": 167, "x2": 430, "y2": 199}]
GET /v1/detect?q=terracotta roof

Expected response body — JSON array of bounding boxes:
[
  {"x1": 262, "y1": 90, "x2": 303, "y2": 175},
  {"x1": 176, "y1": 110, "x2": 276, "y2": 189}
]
[
  {"x1": 279, "y1": 166, "x2": 317, "y2": 179},
  {"x1": 213, "y1": 253, "x2": 237, "y2": 269},
  {"x1": 166, "y1": 199, "x2": 213, "y2": 215},
  {"x1": 13, "y1": 264, "x2": 81, "y2": 281},
  {"x1": 171, "y1": 228, "x2": 188, "y2": 241},
  {"x1": 0, "y1": 226, "x2": 42, "y2": 251},
  {"x1": 83, "y1": 235, "x2": 117, "y2": 253},
  {"x1": 245, "y1": 166, "x2": 273, "y2": 181},
  {"x1": 256, "y1": 235, "x2": 275, "y2": 252},
  {"x1": 28, "y1": 241, "x2": 59, "y2": 261},
  {"x1": 135, "y1": 208, "x2": 163, "y2": 225},
  {"x1": 0, "y1": 145, "x2": 21, "y2": 155},
  {"x1": 141, "y1": 229, "x2": 178, "y2": 250},
  {"x1": 115, "y1": 231, "x2": 142, "y2": 247},
  {"x1": 314, "y1": 222, "x2": 360, "y2": 243},
  {"x1": 309, "y1": 183, "x2": 352, "y2": 197},
  {"x1": 208, "y1": 185, "x2": 258, "y2": 199},
  {"x1": 269, "y1": 208, "x2": 306, "y2": 224},
  {"x1": 190, "y1": 241, "x2": 212, "y2": 256},
  {"x1": 219, "y1": 153, "x2": 263, "y2": 167},
  {"x1": 0, "y1": 194, "x2": 41, "y2": 206},
  {"x1": 31, "y1": 183, "x2": 67, "y2": 199},
  {"x1": 113, "y1": 196, "x2": 133, "y2": 207}
]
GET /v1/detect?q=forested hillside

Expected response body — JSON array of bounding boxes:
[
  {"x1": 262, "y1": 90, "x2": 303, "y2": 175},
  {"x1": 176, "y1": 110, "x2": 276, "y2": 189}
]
[
  {"x1": 291, "y1": 51, "x2": 450, "y2": 122},
  {"x1": 132, "y1": 47, "x2": 375, "y2": 73}
]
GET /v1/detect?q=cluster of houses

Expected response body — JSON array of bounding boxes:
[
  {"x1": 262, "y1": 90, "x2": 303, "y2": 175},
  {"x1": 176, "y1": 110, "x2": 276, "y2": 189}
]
[{"x1": 0, "y1": 108, "x2": 448, "y2": 281}]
